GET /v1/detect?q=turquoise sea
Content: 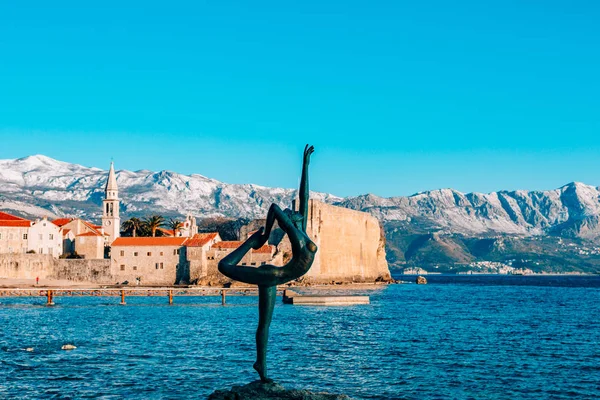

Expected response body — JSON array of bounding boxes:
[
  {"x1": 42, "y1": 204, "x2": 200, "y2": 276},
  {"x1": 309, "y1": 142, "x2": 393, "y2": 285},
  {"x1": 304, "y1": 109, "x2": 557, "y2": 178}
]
[{"x1": 1, "y1": 274, "x2": 599, "y2": 399}]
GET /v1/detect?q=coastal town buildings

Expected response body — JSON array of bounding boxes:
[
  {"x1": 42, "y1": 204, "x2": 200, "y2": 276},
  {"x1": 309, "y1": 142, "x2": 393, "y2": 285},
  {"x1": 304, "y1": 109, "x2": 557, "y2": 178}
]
[
  {"x1": 186, "y1": 232, "x2": 222, "y2": 282},
  {"x1": 0, "y1": 211, "x2": 31, "y2": 254},
  {"x1": 51, "y1": 218, "x2": 108, "y2": 259},
  {"x1": 111, "y1": 237, "x2": 189, "y2": 285},
  {"x1": 0, "y1": 212, "x2": 63, "y2": 256},
  {"x1": 28, "y1": 217, "x2": 63, "y2": 257},
  {"x1": 1, "y1": 160, "x2": 392, "y2": 285}
]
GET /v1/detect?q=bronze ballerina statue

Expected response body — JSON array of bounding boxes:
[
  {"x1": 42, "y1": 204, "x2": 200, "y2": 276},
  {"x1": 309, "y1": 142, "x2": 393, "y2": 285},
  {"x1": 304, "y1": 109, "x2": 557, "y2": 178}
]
[{"x1": 218, "y1": 144, "x2": 318, "y2": 383}]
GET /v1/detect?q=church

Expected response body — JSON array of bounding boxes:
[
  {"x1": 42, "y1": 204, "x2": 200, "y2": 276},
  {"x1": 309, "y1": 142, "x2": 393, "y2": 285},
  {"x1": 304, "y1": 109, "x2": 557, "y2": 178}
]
[{"x1": 51, "y1": 162, "x2": 119, "y2": 259}]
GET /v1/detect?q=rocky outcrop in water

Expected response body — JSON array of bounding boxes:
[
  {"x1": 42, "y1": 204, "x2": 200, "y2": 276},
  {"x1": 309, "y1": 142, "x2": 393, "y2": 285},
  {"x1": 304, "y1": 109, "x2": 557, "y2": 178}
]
[{"x1": 208, "y1": 381, "x2": 352, "y2": 400}]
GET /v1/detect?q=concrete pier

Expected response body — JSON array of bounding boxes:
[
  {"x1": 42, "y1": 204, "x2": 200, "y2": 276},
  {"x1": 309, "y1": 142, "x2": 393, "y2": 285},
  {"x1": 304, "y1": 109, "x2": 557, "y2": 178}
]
[{"x1": 282, "y1": 290, "x2": 370, "y2": 306}]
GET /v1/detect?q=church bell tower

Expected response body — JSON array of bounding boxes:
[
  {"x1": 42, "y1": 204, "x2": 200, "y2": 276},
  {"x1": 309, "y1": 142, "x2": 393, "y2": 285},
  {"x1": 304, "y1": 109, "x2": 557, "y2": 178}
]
[{"x1": 102, "y1": 161, "x2": 120, "y2": 243}]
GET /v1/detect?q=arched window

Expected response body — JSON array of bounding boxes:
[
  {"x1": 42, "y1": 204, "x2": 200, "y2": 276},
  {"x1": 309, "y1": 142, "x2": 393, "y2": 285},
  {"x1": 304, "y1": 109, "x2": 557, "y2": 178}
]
[
  {"x1": 106, "y1": 203, "x2": 109, "y2": 215},
  {"x1": 109, "y1": 203, "x2": 113, "y2": 216}
]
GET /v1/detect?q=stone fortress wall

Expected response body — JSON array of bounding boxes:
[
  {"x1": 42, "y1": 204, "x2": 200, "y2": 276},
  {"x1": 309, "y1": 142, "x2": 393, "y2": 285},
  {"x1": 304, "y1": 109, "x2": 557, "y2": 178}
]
[
  {"x1": 241, "y1": 200, "x2": 392, "y2": 284},
  {"x1": 303, "y1": 200, "x2": 390, "y2": 283},
  {"x1": 0, "y1": 254, "x2": 111, "y2": 283}
]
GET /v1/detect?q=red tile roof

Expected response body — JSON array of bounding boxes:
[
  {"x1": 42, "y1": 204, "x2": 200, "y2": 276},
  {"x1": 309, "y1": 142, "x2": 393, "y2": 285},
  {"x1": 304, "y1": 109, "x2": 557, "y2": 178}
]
[
  {"x1": 185, "y1": 232, "x2": 219, "y2": 247},
  {"x1": 0, "y1": 211, "x2": 32, "y2": 227},
  {"x1": 112, "y1": 237, "x2": 188, "y2": 247},
  {"x1": 77, "y1": 231, "x2": 102, "y2": 237},
  {"x1": 254, "y1": 244, "x2": 275, "y2": 254},
  {"x1": 81, "y1": 220, "x2": 101, "y2": 234},
  {"x1": 210, "y1": 241, "x2": 274, "y2": 255},
  {"x1": 52, "y1": 218, "x2": 73, "y2": 227},
  {"x1": 0, "y1": 220, "x2": 32, "y2": 227},
  {"x1": 157, "y1": 228, "x2": 175, "y2": 237},
  {"x1": 62, "y1": 229, "x2": 72, "y2": 236},
  {"x1": 211, "y1": 241, "x2": 243, "y2": 249}
]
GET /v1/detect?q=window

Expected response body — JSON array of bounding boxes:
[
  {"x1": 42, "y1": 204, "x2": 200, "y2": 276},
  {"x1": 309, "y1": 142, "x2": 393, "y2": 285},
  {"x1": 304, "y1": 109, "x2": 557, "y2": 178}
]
[
  {"x1": 155, "y1": 263, "x2": 159, "y2": 269},
  {"x1": 120, "y1": 250, "x2": 124, "y2": 256},
  {"x1": 49, "y1": 234, "x2": 54, "y2": 240},
  {"x1": 147, "y1": 252, "x2": 152, "y2": 256},
  {"x1": 133, "y1": 266, "x2": 137, "y2": 271},
  {"x1": 242, "y1": 263, "x2": 246, "y2": 266},
  {"x1": 120, "y1": 265, "x2": 125, "y2": 271},
  {"x1": 160, "y1": 262, "x2": 164, "y2": 269},
  {"x1": 251, "y1": 262, "x2": 256, "y2": 266},
  {"x1": 23, "y1": 234, "x2": 28, "y2": 239},
  {"x1": 160, "y1": 252, "x2": 164, "y2": 256},
  {"x1": 261, "y1": 262, "x2": 266, "y2": 265},
  {"x1": 39, "y1": 248, "x2": 43, "y2": 254},
  {"x1": 134, "y1": 252, "x2": 138, "y2": 257},
  {"x1": 38, "y1": 234, "x2": 42, "y2": 240}
]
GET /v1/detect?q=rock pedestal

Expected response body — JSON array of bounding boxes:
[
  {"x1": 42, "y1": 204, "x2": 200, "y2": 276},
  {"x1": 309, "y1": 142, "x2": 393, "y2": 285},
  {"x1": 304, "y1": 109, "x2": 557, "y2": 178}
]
[{"x1": 208, "y1": 381, "x2": 351, "y2": 400}]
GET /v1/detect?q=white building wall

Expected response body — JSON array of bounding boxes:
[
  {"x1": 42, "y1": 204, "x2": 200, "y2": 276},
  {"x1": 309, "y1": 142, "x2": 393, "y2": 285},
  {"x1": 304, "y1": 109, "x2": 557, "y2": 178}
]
[
  {"x1": 0, "y1": 227, "x2": 29, "y2": 254},
  {"x1": 28, "y1": 217, "x2": 63, "y2": 257}
]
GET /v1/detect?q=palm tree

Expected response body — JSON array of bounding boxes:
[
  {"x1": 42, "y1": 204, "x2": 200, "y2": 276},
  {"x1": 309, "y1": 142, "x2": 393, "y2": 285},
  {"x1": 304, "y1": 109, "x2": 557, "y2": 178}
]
[
  {"x1": 144, "y1": 215, "x2": 165, "y2": 237},
  {"x1": 168, "y1": 218, "x2": 184, "y2": 237},
  {"x1": 122, "y1": 217, "x2": 143, "y2": 237}
]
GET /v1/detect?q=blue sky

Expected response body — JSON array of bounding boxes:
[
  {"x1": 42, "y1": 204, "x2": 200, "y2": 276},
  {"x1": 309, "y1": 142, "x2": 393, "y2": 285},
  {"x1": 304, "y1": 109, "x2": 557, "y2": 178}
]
[{"x1": 1, "y1": 1, "x2": 599, "y2": 197}]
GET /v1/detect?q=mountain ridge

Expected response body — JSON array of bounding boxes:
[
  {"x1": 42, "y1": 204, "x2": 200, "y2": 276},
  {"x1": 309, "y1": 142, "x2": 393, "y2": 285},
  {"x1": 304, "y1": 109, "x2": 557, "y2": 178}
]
[
  {"x1": 1, "y1": 155, "x2": 600, "y2": 241},
  {"x1": 3, "y1": 155, "x2": 600, "y2": 273}
]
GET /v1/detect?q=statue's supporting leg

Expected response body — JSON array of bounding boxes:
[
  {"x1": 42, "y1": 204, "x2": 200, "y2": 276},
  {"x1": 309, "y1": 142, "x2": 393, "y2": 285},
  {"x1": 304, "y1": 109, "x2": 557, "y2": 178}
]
[{"x1": 254, "y1": 285, "x2": 276, "y2": 383}]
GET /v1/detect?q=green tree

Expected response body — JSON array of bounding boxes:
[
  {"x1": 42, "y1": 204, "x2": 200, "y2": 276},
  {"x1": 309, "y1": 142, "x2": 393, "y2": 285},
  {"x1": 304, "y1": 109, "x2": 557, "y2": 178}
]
[
  {"x1": 122, "y1": 217, "x2": 143, "y2": 237},
  {"x1": 168, "y1": 218, "x2": 183, "y2": 237},
  {"x1": 144, "y1": 215, "x2": 165, "y2": 237}
]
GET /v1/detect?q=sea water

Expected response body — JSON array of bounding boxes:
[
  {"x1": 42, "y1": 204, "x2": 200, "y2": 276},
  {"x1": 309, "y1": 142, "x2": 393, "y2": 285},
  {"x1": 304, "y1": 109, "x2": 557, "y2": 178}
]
[{"x1": 1, "y1": 275, "x2": 599, "y2": 399}]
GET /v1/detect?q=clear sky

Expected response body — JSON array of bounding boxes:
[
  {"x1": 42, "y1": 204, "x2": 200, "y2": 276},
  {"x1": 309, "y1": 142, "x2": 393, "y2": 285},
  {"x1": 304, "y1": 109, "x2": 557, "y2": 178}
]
[{"x1": 1, "y1": 1, "x2": 599, "y2": 198}]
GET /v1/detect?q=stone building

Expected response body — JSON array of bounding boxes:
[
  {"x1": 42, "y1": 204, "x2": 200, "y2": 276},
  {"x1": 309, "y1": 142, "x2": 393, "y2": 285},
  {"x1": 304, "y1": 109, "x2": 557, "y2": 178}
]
[
  {"x1": 186, "y1": 232, "x2": 222, "y2": 283},
  {"x1": 0, "y1": 211, "x2": 63, "y2": 257},
  {"x1": 52, "y1": 218, "x2": 107, "y2": 259},
  {"x1": 0, "y1": 211, "x2": 31, "y2": 254},
  {"x1": 111, "y1": 237, "x2": 189, "y2": 285},
  {"x1": 76, "y1": 232, "x2": 105, "y2": 259}
]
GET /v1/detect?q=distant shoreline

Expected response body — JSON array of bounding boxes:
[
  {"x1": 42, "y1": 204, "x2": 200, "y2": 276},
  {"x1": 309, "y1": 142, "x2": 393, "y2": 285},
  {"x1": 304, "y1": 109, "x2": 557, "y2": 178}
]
[{"x1": 393, "y1": 272, "x2": 599, "y2": 277}]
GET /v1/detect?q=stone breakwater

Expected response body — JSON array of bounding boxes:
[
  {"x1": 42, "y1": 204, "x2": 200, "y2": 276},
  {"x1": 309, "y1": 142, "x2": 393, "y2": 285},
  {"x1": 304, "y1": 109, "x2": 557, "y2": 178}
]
[{"x1": 208, "y1": 381, "x2": 352, "y2": 400}]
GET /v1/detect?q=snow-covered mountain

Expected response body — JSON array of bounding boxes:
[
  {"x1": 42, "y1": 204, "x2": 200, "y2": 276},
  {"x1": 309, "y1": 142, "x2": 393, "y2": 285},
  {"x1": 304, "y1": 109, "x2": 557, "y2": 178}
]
[
  {"x1": 0, "y1": 155, "x2": 341, "y2": 221},
  {"x1": 339, "y1": 183, "x2": 600, "y2": 239},
  {"x1": 1, "y1": 155, "x2": 600, "y2": 241}
]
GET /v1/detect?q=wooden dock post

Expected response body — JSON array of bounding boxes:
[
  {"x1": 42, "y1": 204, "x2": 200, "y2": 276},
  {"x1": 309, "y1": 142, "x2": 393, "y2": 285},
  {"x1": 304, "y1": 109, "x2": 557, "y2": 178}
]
[
  {"x1": 168, "y1": 290, "x2": 173, "y2": 305},
  {"x1": 221, "y1": 289, "x2": 226, "y2": 305},
  {"x1": 46, "y1": 290, "x2": 54, "y2": 306},
  {"x1": 120, "y1": 290, "x2": 126, "y2": 305}
]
